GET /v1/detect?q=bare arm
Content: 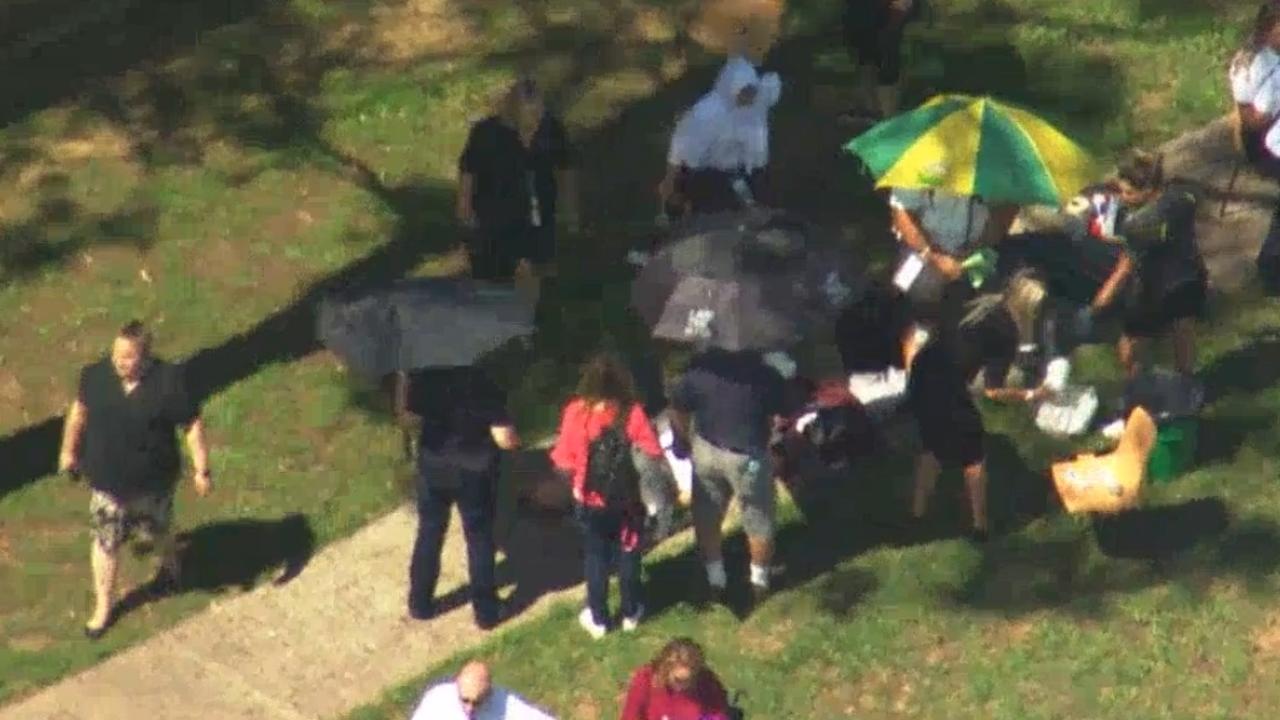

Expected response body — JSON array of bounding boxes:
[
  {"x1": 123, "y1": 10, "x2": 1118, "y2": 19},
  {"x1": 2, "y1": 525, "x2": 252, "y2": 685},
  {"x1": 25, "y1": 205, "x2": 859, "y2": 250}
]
[
  {"x1": 456, "y1": 172, "x2": 476, "y2": 226},
  {"x1": 490, "y1": 424, "x2": 521, "y2": 451},
  {"x1": 892, "y1": 207, "x2": 963, "y2": 279},
  {"x1": 58, "y1": 399, "x2": 87, "y2": 471},
  {"x1": 1091, "y1": 252, "x2": 1134, "y2": 311},
  {"x1": 185, "y1": 418, "x2": 210, "y2": 476}
]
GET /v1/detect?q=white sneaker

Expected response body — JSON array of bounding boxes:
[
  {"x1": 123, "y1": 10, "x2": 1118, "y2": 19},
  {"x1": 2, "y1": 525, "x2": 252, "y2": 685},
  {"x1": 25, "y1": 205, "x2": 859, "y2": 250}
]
[
  {"x1": 622, "y1": 605, "x2": 645, "y2": 632},
  {"x1": 578, "y1": 608, "x2": 607, "y2": 640}
]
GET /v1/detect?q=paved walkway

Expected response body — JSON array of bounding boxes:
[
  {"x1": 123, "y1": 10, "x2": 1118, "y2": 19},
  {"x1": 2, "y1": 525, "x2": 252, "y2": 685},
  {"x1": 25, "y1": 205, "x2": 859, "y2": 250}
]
[
  {"x1": 0, "y1": 452, "x2": 588, "y2": 720},
  {"x1": 4, "y1": 117, "x2": 1277, "y2": 720}
]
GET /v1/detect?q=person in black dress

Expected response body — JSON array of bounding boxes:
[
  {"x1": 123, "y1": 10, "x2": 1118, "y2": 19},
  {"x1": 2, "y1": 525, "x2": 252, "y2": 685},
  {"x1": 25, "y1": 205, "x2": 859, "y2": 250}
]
[
  {"x1": 902, "y1": 315, "x2": 992, "y2": 542},
  {"x1": 839, "y1": 0, "x2": 921, "y2": 124},
  {"x1": 455, "y1": 77, "x2": 579, "y2": 289}
]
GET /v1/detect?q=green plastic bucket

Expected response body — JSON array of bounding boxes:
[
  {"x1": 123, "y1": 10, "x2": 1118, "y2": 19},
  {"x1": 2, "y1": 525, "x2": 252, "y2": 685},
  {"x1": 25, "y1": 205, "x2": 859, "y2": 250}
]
[{"x1": 1147, "y1": 418, "x2": 1198, "y2": 484}]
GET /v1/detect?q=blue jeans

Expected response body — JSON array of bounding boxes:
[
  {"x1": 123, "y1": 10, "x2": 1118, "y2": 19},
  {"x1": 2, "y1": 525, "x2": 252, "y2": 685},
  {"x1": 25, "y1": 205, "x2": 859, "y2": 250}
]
[
  {"x1": 408, "y1": 462, "x2": 498, "y2": 624},
  {"x1": 576, "y1": 505, "x2": 642, "y2": 627}
]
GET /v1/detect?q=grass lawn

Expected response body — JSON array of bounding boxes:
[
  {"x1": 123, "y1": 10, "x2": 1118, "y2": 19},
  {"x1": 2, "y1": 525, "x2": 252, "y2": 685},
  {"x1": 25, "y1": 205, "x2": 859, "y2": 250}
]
[{"x1": 0, "y1": 0, "x2": 1270, "y2": 713}]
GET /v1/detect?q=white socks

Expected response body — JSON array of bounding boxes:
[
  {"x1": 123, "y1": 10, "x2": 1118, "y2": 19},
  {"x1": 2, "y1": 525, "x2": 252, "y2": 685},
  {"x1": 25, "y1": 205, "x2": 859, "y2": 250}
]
[
  {"x1": 705, "y1": 560, "x2": 727, "y2": 589},
  {"x1": 706, "y1": 560, "x2": 771, "y2": 589},
  {"x1": 749, "y1": 563, "x2": 770, "y2": 589}
]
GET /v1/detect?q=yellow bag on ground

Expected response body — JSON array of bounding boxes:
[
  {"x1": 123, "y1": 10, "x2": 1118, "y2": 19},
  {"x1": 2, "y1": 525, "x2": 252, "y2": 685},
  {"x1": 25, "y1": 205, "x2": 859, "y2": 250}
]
[{"x1": 1051, "y1": 406, "x2": 1156, "y2": 514}]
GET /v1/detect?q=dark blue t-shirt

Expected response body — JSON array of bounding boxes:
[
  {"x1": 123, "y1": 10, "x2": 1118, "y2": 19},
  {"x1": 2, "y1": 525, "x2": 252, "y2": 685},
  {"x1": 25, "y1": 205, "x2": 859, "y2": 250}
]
[
  {"x1": 670, "y1": 350, "x2": 799, "y2": 453},
  {"x1": 407, "y1": 367, "x2": 511, "y2": 472}
]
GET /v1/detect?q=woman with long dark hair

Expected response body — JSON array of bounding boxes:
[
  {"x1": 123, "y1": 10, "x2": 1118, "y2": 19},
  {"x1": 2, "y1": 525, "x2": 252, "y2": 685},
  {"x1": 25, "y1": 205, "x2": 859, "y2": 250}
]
[
  {"x1": 620, "y1": 637, "x2": 731, "y2": 720},
  {"x1": 549, "y1": 352, "x2": 663, "y2": 639}
]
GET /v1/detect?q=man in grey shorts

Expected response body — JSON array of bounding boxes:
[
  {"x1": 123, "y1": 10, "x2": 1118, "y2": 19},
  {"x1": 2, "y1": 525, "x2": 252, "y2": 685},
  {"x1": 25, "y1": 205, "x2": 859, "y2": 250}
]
[{"x1": 669, "y1": 348, "x2": 800, "y2": 607}]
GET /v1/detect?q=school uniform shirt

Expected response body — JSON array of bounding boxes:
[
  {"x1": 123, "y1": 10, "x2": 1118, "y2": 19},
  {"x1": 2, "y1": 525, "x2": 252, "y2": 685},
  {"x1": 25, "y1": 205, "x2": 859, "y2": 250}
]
[
  {"x1": 1230, "y1": 47, "x2": 1280, "y2": 157},
  {"x1": 668, "y1": 55, "x2": 782, "y2": 172},
  {"x1": 459, "y1": 113, "x2": 572, "y2": 230},
  {"x1": 409, "y1": 681, "x2": 556, "y2": 720}
]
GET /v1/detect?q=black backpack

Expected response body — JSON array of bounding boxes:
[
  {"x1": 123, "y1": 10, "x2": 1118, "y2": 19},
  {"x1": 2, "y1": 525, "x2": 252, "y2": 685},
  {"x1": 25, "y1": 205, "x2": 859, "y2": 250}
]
[{"x1": 583, "y1": 413, "x2": 641, "y2": 512}]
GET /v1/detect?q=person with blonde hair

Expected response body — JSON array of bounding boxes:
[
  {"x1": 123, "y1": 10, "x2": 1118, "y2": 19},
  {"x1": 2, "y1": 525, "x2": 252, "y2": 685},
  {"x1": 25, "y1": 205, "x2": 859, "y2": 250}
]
[
  {"x1": 620, "y1": 637, "x2": 731, "y2": 720},
  {"x1": 456, "y1": 76, "x2": 579, "y2": 285}
]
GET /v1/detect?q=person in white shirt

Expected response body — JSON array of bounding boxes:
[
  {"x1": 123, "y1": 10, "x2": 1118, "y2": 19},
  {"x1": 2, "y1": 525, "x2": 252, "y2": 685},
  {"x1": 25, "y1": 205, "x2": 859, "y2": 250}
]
[
  {"x1": 657, "y1": 55, "x2": 782, "y2": 218},
  {"x1": 1231, "y1": 3, "x2": 1280, "y2": 294},
  {"x1": 409, "y1": 661, "x2": 557, "y2": 720},
  {"x1": 1229, "y1": 3, "x2": 1280, "y2": 163},
  {"x1": 887, "y1": 185, "x2": 1018, "y2": 333}
]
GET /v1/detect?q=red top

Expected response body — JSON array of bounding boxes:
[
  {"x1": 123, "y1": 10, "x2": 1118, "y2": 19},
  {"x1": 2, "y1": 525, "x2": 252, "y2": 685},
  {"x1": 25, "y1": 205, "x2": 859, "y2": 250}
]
[
  {"x1": 620, "y1": 665, "x2": 730, "y2": 720},
  {"x1": 549, "y1": 398, "x2": 662, "y2": 506}
]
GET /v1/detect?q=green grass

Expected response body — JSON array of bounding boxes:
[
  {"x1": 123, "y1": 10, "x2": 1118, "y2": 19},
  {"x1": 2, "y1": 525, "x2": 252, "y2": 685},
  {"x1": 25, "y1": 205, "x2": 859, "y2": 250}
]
[{"x1": 0, "y1": 0, "x2": 1270, "y2": 712}]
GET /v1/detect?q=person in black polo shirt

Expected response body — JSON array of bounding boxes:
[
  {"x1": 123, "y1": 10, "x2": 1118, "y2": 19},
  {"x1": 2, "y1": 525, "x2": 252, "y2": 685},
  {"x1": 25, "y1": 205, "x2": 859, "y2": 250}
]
[
  {"x1": 455, "y1": 76, "x2": 579, "y2": 291},
  {"x1": 57, "y1": 321, "x2": 212, "y2": 639},
  {"x1": 669, "y1": 349, "x2": 801, "y2": 607},
  {"x1": 395, "y1": 366, "x2": 520, "y2": 630}
]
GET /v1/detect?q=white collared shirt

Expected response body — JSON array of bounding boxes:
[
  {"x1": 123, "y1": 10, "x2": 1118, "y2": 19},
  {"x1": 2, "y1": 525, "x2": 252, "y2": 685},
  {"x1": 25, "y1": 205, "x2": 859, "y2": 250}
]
[
  {"x1": 1229, "y1": 47, "x2": 1280, "y2": 156},
  {"x1": 409, "y1": 681, "x2": 557, "y2": 720},
  {"x1": 889, "y1": 188, "x2": 990, "y2": 254}
]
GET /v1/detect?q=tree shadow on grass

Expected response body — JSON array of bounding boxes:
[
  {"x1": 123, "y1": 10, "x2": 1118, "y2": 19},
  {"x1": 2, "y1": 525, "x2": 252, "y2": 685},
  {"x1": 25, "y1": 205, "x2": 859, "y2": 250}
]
[{"x1": 113, "y1": 513, "x2": 316, "y2": 621}]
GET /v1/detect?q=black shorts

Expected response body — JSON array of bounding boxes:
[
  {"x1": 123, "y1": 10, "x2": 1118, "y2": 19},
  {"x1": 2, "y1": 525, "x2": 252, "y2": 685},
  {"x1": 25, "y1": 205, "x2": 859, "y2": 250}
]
[
  {"x1": 916, "y1": 397, "x2": 983, "y2": 466},
  {"x1": 842, "y1": 2, "x2": 907, "y2": 84},
  {"x1": 1122, "y1": 275, "x2": 1207, "y2": 338},
  {"x1": 675, "y1": 167, "x2": 767, "y2": 216}
]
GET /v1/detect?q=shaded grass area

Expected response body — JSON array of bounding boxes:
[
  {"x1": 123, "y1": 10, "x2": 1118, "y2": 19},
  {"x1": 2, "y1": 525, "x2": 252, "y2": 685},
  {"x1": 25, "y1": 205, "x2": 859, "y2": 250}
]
[{"x1": 0, "y1": 0, "x2": 1265, "y2": 709}]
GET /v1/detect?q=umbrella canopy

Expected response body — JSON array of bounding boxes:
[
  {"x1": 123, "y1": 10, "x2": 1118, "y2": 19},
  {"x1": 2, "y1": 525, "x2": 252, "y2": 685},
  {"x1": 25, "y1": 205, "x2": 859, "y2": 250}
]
[
  {"x1": 844, "y1": 94, "x2": 1099, "y2": 206},
  {"x1": 632, "y1": 210, "x2": 864, "y2": 351},
  {"x1": 317, "y1": 277, "x2": 535, "y2": 378}
]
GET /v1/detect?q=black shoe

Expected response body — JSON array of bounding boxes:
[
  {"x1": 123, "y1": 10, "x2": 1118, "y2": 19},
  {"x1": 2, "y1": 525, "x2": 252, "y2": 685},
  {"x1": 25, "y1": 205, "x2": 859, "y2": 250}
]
[
  {"x1": 696, "y1": 583, "x2": 727, "y2": 611},
  {"x1": 751, "y1": 583, "x2": 772, "y2": 606},
  {"x1": 151, "y1": 566, "x2": 181, "y2": 597},
  {"x1": 408, "y1": 603, "x2": 435, "y2": 621}
]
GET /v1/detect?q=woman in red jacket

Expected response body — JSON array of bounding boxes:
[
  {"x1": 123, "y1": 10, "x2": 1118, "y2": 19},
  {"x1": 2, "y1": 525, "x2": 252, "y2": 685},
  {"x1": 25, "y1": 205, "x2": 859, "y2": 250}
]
[
  {"x1": 550, "y1": 353, "x2": 663, "y2": 639},
  {"x1": 620, "y1": 637, "x2": 731, "y2": 720}
]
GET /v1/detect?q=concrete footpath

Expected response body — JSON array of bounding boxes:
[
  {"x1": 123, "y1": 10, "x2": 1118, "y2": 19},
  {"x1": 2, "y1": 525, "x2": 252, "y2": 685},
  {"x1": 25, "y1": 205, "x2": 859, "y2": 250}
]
[
  {"x1": 0, "y1": 474, "x2": 587, "y2": 720},
  {"x1": 3, "y1": 117, "x2": 1275, "y2": 720}
]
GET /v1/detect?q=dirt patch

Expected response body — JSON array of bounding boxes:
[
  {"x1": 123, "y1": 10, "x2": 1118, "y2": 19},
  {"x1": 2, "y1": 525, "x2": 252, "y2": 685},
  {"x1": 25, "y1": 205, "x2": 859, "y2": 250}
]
[
  {"x1": 7, "y1": 633, "x2": 55, "y2": 653},
  {"x1": 569, "y1": 692, "x2": 605, "y2": 720},
  {"x1": 363, "y1": 0, "x2": 482, "y2": 64},
  {"x1": 1253, "y1": 610, "x2": 1280, "y2": 659},
  {"x1": 736, "y1": 617, "x2": 793, "y2": 658}
]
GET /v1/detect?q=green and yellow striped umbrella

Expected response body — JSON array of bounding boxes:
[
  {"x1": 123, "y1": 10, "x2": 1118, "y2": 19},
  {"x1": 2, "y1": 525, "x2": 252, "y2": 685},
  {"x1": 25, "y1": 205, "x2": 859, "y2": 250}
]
[{"x1": 844, "y1": 94, "x2": 1099, "y2": 206}]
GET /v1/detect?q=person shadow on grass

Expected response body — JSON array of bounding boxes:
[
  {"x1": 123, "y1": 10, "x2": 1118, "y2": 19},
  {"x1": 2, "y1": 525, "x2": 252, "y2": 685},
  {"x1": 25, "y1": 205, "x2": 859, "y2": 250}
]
[{"x1": 113, "y1": 513, "x2": 316, "y2": 620}]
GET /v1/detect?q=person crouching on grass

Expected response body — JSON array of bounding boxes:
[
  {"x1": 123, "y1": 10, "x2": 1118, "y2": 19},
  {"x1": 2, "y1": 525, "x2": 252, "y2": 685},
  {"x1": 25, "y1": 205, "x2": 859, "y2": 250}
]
[{"x1": 57, "y1": 321, "x2": 212, "y2": 639}]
